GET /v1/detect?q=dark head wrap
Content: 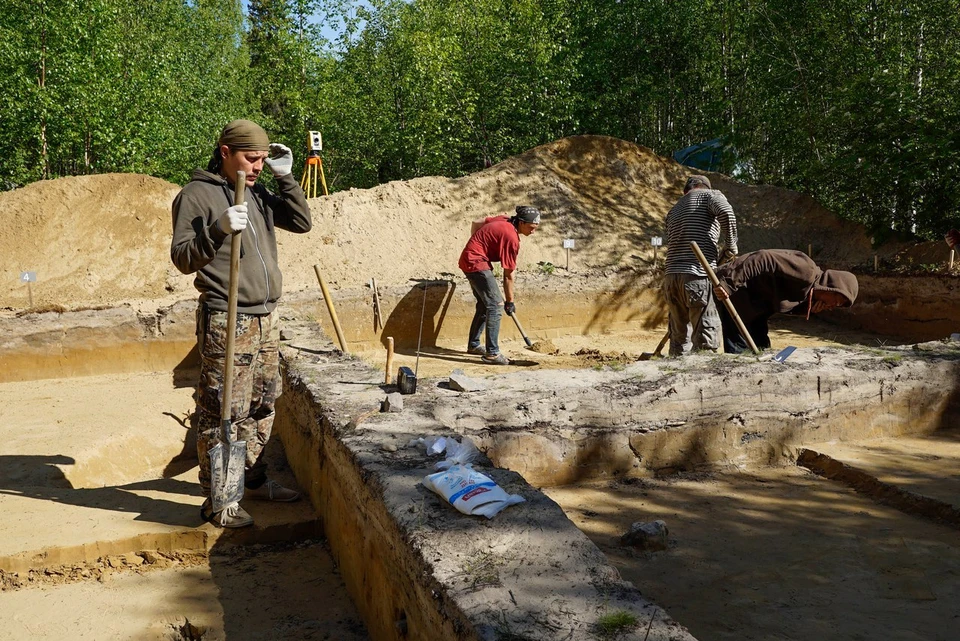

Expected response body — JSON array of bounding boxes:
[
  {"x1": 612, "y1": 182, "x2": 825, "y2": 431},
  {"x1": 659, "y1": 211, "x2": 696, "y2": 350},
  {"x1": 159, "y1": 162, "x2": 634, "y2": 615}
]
[
  {"x1": 513, "y1": 205, "x2": 542, "y2": 225},
  {"x1": 218, "y1": 119, "x2": 270, "y2": 151},
  {"x1": 207, "y1": 119, "x2": 271, "y2": 173}
]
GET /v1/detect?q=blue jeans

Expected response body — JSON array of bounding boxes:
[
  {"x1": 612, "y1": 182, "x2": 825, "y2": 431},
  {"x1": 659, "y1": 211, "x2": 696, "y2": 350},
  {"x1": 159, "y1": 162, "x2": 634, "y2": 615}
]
[{"x1": 465, "y1": 270, "x2": 503, "y2": 355}]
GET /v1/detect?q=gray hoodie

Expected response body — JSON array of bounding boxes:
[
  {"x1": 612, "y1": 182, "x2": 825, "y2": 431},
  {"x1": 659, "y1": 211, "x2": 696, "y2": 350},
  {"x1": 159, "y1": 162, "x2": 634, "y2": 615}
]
[{"x1": 171, "y1": 170, "x2": 312, "y2": 314}]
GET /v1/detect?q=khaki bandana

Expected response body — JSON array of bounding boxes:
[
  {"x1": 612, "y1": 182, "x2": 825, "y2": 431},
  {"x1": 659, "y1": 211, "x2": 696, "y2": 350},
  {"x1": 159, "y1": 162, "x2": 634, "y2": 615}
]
[{"x1": 218, "y1": 119, "x2": 270, "y2": 151}]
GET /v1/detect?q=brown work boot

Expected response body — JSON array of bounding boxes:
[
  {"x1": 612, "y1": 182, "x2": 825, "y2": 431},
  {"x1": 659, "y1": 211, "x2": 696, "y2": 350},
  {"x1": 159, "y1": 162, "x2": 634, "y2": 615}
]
[{"x1": 245, "y1": 479, "x2": 301, "y2": 502}]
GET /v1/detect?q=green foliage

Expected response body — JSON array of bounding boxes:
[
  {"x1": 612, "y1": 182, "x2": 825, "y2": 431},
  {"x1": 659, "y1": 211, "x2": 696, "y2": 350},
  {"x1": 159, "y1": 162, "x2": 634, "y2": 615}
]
[
  {"x1": 596, "y1": 610, "x2": 639, "y2": 639},
  {"x1": 537, "y1": 261, "x2": 556, "y2": 275},
  {"x1": 311, "y1": 0, "x2": 582, "y2": 188},
  {"x1": 1, "y1": 0, "x2": 959, "y2": 244},
  {"x1": 0, "y1": 0, "x2": 252, "y2": 186}
]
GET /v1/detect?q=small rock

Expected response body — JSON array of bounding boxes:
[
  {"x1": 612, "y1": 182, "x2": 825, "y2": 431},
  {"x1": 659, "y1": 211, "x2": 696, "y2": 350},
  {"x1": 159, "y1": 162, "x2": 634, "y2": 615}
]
[
  {"x1": 448, "y1": 369, "x2": 487, "y2": 392},
  {"x1": 382, "y1": 392, "x2": 404, "y2": 412},
  {"x1": 381, "y1": 443, "x2": 398, "y2": 453},
  {"x1": 106, "y1": 556, "x2": 123, "y2": 569},
  {"x1": 123, "y1": 553, "x2": 144, "y2": 567},
  {"x1": 280, "y1": 328, "x2": 294, "y2": 341},
  {"x1": 140, "y1": 550, "x2": 163, "y2": 565},
  {"x1": 621, "y1": 519, "x2": 669, "y2": 551}
]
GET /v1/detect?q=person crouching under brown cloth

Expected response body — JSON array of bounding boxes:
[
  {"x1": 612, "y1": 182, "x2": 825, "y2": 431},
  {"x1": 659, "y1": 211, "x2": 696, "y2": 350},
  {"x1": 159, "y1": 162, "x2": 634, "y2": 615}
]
[{"x1": 714, "y1": 249, "x2": 859, "y2": 353}]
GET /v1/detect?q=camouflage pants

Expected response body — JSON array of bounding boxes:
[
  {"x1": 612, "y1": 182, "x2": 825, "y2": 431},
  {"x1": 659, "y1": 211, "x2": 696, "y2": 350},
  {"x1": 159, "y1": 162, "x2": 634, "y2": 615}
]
[{"x1": 195, "y1": 306, "x2": 282, "y2": 494}]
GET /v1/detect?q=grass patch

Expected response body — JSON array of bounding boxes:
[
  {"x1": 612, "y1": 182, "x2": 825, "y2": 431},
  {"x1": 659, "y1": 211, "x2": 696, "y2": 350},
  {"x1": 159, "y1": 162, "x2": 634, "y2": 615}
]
[{"x1": 596, "y1": 610, "x2": 639, "y2": 639}]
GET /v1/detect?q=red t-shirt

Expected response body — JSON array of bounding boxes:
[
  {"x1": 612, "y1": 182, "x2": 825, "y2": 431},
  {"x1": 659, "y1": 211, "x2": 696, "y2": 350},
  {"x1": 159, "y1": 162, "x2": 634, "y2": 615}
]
[{"x1": 458, "y1": 216, "x2": 521, "y2": 273}]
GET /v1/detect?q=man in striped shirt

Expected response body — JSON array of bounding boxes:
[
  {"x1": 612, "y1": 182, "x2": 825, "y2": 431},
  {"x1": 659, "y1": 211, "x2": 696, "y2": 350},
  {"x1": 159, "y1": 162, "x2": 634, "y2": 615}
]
[{"x1": 663, "y1": 175, "x2": 738, "y2": 355}]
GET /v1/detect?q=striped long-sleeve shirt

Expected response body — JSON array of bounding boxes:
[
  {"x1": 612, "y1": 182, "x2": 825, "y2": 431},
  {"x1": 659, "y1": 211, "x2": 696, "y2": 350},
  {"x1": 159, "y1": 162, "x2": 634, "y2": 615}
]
[{"x1": 664, "y1": 188, "x2": 738, "y2": 276}]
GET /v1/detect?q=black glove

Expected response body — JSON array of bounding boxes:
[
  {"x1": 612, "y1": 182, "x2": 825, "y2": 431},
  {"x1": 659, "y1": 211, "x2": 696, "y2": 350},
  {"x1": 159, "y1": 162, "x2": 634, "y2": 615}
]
[{"x1": 504, "y1": 301, "x2": 516, "y2": 315}]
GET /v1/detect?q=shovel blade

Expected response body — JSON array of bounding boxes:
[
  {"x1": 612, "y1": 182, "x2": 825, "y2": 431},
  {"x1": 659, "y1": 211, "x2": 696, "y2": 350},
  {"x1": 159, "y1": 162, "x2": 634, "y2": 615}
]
[
  {"x1": 772, "y1": 346, "x2": 796, "y2": 363},
  {"x1": 209, "y1": 439, "x2": 247, "y2": 513}
]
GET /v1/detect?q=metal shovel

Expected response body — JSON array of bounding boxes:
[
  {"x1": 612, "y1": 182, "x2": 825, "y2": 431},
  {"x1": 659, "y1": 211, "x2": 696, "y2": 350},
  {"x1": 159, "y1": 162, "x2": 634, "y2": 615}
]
[
  {"x1": 209, "y1": 170, "x2": 248, "y2": 514},
  {"x1": 639, "y1": 330, "x2": 670, "y2": 360},
  {"x1": 506, "y1": 309, "x2": 535, "y2": 349}
]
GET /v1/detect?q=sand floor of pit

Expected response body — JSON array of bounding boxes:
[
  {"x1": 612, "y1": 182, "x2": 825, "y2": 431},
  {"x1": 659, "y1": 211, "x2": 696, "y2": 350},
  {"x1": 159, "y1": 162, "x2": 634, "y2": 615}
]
[
  {"x1": 0, "y1": 370, "x2": 367, "y2": 641},
  {"x1": 0, "y1": 539, "x2": 368, "y2": 641},
  {"x1": 544, "y1": 457, "x2": 960, "y2": 641},
  {"x1": 1, "y1": 318, "x2": 945, "y2": 640},
  {"x1": 353, "y1": 314, "x2": 907, "y2": 380}
]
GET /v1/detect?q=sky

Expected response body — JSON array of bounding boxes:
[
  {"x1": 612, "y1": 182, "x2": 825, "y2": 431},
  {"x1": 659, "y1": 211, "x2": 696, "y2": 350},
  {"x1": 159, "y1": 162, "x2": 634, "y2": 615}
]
[{"x1": 239, "y1": 0, "x2": 365, "y2": 48}]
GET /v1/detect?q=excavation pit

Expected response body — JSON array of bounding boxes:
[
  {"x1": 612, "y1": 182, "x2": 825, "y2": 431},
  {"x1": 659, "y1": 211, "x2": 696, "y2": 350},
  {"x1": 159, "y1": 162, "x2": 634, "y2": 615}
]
[
  {"x1": 4, "y1": 137, "x2": 960, "y2": 639},
  {"x1": 271, "y1": 307, "x2": 960, "y2": 641},
  {"x1": 4, "y1": 273, "x2": 960, "y2": 640}
]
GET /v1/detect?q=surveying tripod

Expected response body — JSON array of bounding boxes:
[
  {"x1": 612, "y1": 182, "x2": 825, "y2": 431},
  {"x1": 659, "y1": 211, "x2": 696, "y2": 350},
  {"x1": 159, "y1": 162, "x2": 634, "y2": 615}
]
[{"x1": 300, "y1": 150, "x2": 329, "y2": 198}]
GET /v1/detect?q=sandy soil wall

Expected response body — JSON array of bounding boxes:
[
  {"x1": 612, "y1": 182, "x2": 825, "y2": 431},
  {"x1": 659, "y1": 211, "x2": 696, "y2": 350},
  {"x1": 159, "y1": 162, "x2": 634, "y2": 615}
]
[
  {"x1": 0, "y1": 135, "x2": 940, "y2": 315},
  {"x1": 273, "y1": 320, "x2": 697, "y2": 641}
]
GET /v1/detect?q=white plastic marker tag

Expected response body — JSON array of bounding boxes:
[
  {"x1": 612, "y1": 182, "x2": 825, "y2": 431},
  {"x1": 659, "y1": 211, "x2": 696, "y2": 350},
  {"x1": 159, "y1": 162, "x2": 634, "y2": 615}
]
[
  {"x1": 19, "y1": 271, "x2": 36, "y2": 282},
  {"x1": 563, "y1": 239, "x2": 575, "y2": 249},
  {"x1": 651, "y1": 236, "x2": 663, "y2": 247}
]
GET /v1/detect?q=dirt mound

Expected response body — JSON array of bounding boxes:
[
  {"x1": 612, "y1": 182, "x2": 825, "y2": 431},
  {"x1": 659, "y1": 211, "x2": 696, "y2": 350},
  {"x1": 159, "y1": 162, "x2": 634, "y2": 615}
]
[
  {"x1": 0, "y1": 174, "x2": 185, "y2": 310},
  {"x1": 710, "y1": 176, "x2": 874, "y2": 267},
  {"x1": 0, "y1": 136, "x2": 899, "y2": 311}
]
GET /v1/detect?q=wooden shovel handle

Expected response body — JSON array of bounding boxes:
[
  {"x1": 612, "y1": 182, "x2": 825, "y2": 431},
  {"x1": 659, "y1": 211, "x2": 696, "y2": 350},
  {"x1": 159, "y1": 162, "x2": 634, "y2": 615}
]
[
  {"x1": 689, "y1": 241, "x2": 760, "y2": 354},
  {"x1": 653, "y1": 330, "x2": 670, "y2": 357},
  {"x1": 508, "y1": 311, "x2": 534, "y2": 347},
  {"x1": 221, "y1": 171, "x2": 245, "y2": 425},
  {"x1": 314, "y1": 264, "x2": 349, "y2": 353}
]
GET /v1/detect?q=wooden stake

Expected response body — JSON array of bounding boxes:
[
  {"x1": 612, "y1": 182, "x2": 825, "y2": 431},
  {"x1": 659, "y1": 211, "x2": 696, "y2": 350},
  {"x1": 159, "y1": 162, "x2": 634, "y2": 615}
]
[
  {"x1": 874, "y1": 255, "x2": 878, "y2": 272},
  {"x1": 951, "y1": 250, "x2": 956, "y2": 271},
  {"x1": 372, "y1": 277, "x2": 383, "y2": 331},
  {"x1": 385, "y1": 337, "x2": 395, "y2": 385},
  {"x1": 807, "y1": 243, "x2": 812, "y2": 257},
  {"x1": 314, "y1": 264, "x2": 349, "y2": 353}
]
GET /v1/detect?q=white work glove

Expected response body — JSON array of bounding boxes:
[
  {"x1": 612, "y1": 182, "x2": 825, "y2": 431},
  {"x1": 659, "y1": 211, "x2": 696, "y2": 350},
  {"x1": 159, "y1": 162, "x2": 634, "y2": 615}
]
[
  {"x1": 217, "y1": 202, "x2": 248, "y2": 234},
  {"x1": 265, "y1": 143, "x2": 293, "y2": 177}
]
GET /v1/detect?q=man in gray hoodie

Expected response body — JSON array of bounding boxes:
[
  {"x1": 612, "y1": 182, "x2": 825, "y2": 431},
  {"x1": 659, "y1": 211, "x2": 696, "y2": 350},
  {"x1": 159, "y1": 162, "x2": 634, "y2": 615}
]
[{"x1": 171, "y1": 119, "x2": 312, "y2": 527}]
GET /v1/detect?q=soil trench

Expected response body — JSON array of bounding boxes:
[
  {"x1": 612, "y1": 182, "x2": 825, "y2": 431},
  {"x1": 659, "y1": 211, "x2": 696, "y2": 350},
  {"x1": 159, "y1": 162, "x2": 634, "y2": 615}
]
[
  {"x1": 544, "y1": 465, "x2": 959, "y2": 641},
  {"x1": 3, "y1": 136, "x2": 960, "y2": 640}
]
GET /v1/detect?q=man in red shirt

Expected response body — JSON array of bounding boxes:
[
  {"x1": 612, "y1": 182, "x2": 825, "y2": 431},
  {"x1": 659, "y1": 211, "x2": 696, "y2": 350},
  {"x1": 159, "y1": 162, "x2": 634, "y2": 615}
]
[{"x1": 459, "y1": 205, "x2": 541, "y2": 364}]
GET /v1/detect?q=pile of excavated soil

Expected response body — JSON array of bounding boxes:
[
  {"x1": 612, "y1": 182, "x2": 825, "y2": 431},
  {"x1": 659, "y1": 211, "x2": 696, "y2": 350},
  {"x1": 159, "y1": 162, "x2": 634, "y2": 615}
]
[
  {"x1": 0, "y1": 174, "x2": 184, "y2": 310},
  {"x1": 0, "y1": 135, "x2": 935, "y2": 311}
]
